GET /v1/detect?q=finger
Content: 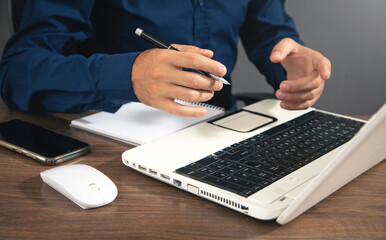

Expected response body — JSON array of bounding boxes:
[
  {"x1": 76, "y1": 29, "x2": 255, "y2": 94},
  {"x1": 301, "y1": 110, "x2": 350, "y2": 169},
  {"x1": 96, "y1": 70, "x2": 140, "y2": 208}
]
[
  {"x1": 143, "y1": 74, "x2": 216, "y2": 103},
  {"x1": 153, "y1": 98, "x2": 208, "y2": 117},
  {"x1": 270, "y1": 38, "x2": 300, "y2": 63},
  {"x1": 165, "y1": 84, "x2": 215, "y2": 103},
  {"x1": 278, "y1": 71, "x2": 322, "y2": 94},
  {"x1": 172, "y1": 44, "x2": 214, "y2": 58},
  {"x1": 280, "y1": 99, "x2": 316, "y2": 110},
  {"x1": 315, "y1": 55, "x2": 331, "y2": 80},
  {"x1": 279, "y1": 88, "x2": 322, "y2": 110},
  {"x1": 172, "y1": 70, "x2": 223, "y2": 91},
  {"x1": 170, "y1": 51, "x2": 227, "y2": 77},
  {"x1": 276, "y1": 84, "x2": 323, "y2": 103},
  {"x1": 278, "y1": 83, "x2": 324, "y2": 110}
]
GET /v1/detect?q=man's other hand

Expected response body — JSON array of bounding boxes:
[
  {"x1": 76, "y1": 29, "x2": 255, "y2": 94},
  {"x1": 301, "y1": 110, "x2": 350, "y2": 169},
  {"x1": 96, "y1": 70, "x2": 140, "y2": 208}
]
[{"x1": 270, "y1": 38, "x2": 331, "y2": 110}]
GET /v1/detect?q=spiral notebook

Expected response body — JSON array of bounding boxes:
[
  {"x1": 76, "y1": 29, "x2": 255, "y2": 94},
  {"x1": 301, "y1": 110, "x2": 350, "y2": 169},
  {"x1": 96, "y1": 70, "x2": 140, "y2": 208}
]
[{"x1": 70, "y1": 100, "x2": 224, "y2": 146}]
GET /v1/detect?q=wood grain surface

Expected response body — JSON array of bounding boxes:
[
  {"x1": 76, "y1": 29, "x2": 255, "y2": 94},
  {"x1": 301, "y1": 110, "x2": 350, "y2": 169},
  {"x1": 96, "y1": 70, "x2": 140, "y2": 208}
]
[{"x1": 0, "y1": 102, "x2": 385, "y2": 240}]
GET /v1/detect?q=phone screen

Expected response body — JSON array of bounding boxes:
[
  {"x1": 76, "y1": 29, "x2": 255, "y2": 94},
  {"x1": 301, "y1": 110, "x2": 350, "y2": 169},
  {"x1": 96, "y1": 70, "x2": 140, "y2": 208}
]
[{"x1": 0, "y1": 119, "x2": 90, "y2": 164}]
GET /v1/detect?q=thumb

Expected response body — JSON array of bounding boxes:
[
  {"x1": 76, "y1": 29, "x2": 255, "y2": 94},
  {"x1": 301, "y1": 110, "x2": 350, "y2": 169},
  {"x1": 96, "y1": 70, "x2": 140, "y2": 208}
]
[{"x1": 270, "y1": 38, "x2": 300, "y2": 63}]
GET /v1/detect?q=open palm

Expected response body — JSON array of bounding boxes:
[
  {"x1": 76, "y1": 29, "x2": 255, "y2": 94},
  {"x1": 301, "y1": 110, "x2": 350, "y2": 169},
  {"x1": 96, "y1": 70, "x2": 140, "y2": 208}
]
[{"x1": 270, "y1": 38, "x2": 331, "y2": 110}]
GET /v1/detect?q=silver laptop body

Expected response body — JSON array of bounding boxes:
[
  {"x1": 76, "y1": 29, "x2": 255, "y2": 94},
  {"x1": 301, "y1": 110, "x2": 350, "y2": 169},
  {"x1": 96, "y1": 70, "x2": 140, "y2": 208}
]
[{"x1": 122, "y1": 99, "x2": 386, "y2": 224}]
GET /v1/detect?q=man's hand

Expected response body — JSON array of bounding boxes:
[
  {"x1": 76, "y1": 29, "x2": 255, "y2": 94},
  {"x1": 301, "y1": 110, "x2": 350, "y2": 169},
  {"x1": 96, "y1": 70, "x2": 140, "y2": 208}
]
[
  {"x1": 270, "y1": 38, "x2": 331, "y2": 110},
  {"x1": 132, "y1": 44, "x2": 226, "y2": 117}
]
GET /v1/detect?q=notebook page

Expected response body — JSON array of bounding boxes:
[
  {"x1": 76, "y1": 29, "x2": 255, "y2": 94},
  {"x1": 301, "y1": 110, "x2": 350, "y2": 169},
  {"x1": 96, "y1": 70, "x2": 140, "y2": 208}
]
[{"x1": 70, "y1": 101, "x2": 224, "y2": 146}]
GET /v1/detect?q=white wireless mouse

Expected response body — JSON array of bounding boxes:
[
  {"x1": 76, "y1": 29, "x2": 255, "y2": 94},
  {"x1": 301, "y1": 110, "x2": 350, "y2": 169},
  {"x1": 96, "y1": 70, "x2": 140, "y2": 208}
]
[{"x1": 40, "y1": 164, "x2": 118, "y2": 209}]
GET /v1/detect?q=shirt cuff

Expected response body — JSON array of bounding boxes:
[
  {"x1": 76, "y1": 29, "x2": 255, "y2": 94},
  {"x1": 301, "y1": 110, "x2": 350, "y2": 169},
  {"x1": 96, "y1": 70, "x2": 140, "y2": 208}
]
[{"x1": 96, "y1": 52, "x2": 141, "y2": 112}]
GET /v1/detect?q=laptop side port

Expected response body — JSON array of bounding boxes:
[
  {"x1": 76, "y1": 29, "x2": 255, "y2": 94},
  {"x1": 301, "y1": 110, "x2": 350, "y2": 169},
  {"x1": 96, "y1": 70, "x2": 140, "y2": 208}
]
[
  {"x1": 173, "y1": 179, "x2": 182, "y2": 187},
  {"x1": 160, "y1": 174, "x2": 170, "y2": 181},
  {"x1": 149, "y1": 169, "x2": 158, "y2": 175},
  {"x1": 138, "y1": 165, "x2": 147, "y2": 171}
]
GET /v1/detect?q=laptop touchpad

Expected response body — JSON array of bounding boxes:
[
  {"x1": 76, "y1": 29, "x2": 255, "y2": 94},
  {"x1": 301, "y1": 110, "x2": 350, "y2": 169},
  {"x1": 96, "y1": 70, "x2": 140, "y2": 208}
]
[{"x1": 211, "y1": 110, "x2": 275, "y2": 132}]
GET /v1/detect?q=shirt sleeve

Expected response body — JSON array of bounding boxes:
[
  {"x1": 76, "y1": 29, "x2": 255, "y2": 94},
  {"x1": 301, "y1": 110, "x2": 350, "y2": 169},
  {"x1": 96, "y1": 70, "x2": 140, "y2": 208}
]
[
  {"x1": 0, "y1": 0, "x2": 140, "y2": 113},
  {"x1": 239, "y1": 0, "x2": 304, "y2": 91}
]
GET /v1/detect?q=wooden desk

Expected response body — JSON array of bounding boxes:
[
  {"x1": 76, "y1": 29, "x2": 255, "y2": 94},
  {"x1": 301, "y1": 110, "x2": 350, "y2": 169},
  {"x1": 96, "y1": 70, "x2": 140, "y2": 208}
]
[{"x1": 1, "y1": 102, "x2": 385, "y2": 239}]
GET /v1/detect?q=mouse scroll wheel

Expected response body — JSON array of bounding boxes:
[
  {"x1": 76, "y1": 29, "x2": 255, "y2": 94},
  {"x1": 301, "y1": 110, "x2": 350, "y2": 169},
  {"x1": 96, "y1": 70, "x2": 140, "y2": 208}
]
[{"x1": 89, "y1": 183, "x2": 100, "y2": 191}]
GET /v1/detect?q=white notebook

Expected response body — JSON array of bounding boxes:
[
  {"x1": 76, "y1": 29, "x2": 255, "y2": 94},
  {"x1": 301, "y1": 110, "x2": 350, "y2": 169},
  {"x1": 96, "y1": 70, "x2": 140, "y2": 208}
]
[{"x1": 70, "y1": 100, "x2": 224, "y2": 146}]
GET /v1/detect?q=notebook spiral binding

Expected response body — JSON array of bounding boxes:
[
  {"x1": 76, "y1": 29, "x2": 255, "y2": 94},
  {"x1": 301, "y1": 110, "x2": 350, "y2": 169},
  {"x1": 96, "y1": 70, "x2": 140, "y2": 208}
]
[{"x1": 175, "y1": 99, "x2": 225, "y2": 112}]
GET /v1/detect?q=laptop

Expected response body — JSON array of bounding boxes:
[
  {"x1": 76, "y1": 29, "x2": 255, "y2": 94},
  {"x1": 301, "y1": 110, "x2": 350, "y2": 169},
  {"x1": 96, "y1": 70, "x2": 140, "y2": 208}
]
[{"x1": 121, "y1": 99, "x2": 386, "y2": 224}]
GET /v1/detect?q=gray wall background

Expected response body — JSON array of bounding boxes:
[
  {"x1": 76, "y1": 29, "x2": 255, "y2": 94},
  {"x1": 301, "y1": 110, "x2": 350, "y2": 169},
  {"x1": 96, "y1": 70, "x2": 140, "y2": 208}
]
[
  {"x1": 1, "y1": 0, "x2": 385, "y2": 115},
  {"x1": 232, "y1": 0, "x2": 386, "y2": 115},
  {"x1": 0, "y1": 1, "x2": 11, "y2": 58}
]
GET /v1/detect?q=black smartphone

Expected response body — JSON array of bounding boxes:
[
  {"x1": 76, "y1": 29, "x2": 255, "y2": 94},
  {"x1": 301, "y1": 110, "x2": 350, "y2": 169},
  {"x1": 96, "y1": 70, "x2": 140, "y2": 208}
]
[{"x1": 0, "y1": 119, "x2": 90, "y2": 165}]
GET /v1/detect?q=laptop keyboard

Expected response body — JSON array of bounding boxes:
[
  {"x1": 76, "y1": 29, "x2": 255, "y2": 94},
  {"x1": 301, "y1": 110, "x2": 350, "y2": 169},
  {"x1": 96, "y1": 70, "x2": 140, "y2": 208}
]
[{"x1": 175, "y1": 111, "x2": 364, "y2": 197}]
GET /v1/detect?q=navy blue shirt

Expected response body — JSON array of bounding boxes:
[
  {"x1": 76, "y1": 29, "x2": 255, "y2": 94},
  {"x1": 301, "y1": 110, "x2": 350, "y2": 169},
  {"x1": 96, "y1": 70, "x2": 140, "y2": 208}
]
[{"x1": 0, "y1": 0, "x2": 302, "y2": 113}]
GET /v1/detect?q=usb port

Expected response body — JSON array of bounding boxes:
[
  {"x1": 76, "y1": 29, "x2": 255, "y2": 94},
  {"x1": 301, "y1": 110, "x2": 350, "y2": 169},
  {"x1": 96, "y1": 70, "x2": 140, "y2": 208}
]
[
  {"x1": 173, "y1": 179, "x2": 182, "y2": 187},
  {"x1": 138, "y1": 165, "x2": 147, "y2": 171},
  {"x1": 149, "y1": 169, "x2": 157, "y2": 175},
  {"x1": 161, "y1": 174, "x2": 170, "y2": 181}
]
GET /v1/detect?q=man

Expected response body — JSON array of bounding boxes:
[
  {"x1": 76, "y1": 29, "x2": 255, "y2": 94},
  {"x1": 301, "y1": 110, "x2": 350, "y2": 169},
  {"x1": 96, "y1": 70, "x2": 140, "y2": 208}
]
[{"x1": 0, "y1": 0, "x2": 330, "y2": 117}]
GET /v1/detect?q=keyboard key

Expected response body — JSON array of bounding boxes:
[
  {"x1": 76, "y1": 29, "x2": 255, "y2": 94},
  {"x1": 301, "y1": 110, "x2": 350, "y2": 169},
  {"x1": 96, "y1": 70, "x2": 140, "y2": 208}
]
[
  {"x1": 259, "y1": 180, "x2": 273, "y2": 187},
  {"x1": 211, "y1": 171, "x2": 227, "y2": 179},
  {"x1": 199, "y1": 167, "x2": 215, "y2": 175},
  {"x1": 251, "y1": 184, "x2": 264, "y2": 192},
  {"x1": 188, "y1": 171, "x2": 206, "y2": 179},
  {"x1": 186, "y1": 163, "x2": 203, "y2": 170},
  {"x1": 245, "y1": 175, "x2": 264, "y2": 184},
  {"x1": 225, "y1": 176, "x2": 241, "y2": 184},
  {"x1": 227, "y1": 163, "x2": 244, "y2": 170},
  {"x1": 197, "y1": 156, "x2": 218, "y2": 166},
  {"x1": 219, "y1": 167, "x2": 237, "y2": 175},
  {"x1": 201, "y1": 176, "x2": 230, "y2": 188},
  {"x1": 217, "y1": 159, "x2": 233, "y2": 167},
  {"x1": 255, "y1": 170, "x2": 272, "y2": 178},
  {"x1": 222, "y1": 153, "x2": 244, "y2": 162},
  {"x1": 266, "y1": 164, "x2": 285, "y2": 174},
  {"x1": 208, "y1": 163, "x2": 224, "y2": 171},
  {"x1": 232, "y1": 171, "x2": 249, "y2": 179},
  {"x1": 237, "y1": 179, "x2": 256, "y2": 188},
  {"x1": 242, "y1": 167, "x2": 257, "y2": 175},
  {"x1": 240, "y1": 189, "x2": 255, "y2": 197},
  {"x1": 226, "y1": 184, "x2": 248, "y2": 194},
  {"x1": 240, "y1": 139, "x2": 256, "y2": 147},
  {"x1": 176, "y1": 167, "x2": 193, "y2": 175},
  {"x1": 262, "y1": 123, "x2": 292, "y2": 136}
]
